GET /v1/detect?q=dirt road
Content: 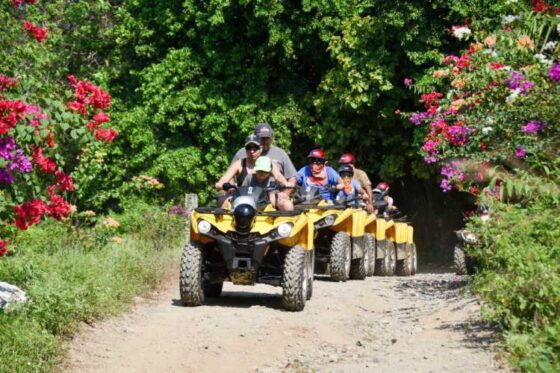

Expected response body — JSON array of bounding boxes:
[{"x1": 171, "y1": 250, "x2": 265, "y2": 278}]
[{"x1": 66, "y1": 273, "x2": 510, "y2": 373}]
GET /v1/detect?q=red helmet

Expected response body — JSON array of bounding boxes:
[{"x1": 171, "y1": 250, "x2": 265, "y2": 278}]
[
  {"x1": 339, "y1": 153, "x2": 355, "y2": 164},
  {"x1": 374, "y1": 181, "x2": 389, "y2": 195},
  {"x1": 307, "y1": 148, "x2": 326, "y2": 160}
]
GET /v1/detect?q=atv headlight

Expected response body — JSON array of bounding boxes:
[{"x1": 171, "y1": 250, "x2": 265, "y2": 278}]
[
  {"x1": 324, "y1": 214, "x2": 336, "y2": 226},
  {"x1": 277, "y1": 223, "x2": 293, "y2": 238},
  {"x1": 462, "y1": 232, "x2": 477, "y2": 244},
  {"x1": 197, "y1": 220, "x2": 212, "y2": 234}
]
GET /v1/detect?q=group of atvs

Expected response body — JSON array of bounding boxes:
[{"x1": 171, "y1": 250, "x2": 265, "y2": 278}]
[{"x1": 179, "y1": 184, "x2": 417, "y2": 312}]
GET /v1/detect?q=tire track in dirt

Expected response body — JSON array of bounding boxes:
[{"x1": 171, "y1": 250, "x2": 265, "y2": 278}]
[{"x1": 66, "y1": 273, "x2": 510, "y2": 373}]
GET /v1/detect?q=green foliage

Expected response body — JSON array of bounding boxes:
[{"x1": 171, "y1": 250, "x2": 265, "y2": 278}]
[
  {"x1": 467, "y1": 197, "x2": 560, "y2": 371},
  {"x1": 0, "y1": 203, "x2": 186, "y2": 373}
]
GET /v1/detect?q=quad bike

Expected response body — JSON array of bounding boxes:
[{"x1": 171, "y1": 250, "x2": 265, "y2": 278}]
[
  {"x1": 454, "y1": 207, "x2": 488, "y2": 275},
  {"x1": 293, "y1": 186, "x2": 353, "y2": 283},
  {"x1": 293, "y1": 187, "x2": 371, "y2": 282},
  {"x1": 181, "y1": 185, "x2": 314, "y2": 311},
  {"x1": 368, "y1": 201, "x2": 417, "y2": 276}
]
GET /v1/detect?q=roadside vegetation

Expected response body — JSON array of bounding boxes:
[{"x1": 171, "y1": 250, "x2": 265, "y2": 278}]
[
  {"x1": 409, "y1": 1, "x2": 560, "y2": 370},
  {"x1": 0, "y1": 200, "x2": 186, "y2": 373}
]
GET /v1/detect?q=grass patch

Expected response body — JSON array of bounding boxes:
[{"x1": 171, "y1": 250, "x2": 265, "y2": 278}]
[{"x1": 0, "y1": 201, "x2": 186, "y2": 373}]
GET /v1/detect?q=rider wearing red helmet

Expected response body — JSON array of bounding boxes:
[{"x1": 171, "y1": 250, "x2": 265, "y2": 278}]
[
  {"x1": 339, "y1": 153, "x2": 374, "y2": 213},
  {"x1": 373, "y1": 181, "x2": 396, "y2": 211},
  {"x1": 296, "y1": 149, "x2": 343, "y2": 201}
]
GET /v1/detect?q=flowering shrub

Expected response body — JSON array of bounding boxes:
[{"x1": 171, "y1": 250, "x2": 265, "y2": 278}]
[
  {"x1": 409, "y1": 2, "x2": 560, "y2": 195},
  {"x1": 0, "y1": 2, "x2": 118, "y2": 256}
]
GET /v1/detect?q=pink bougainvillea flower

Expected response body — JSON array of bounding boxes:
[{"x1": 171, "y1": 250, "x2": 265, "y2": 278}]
[
  {"x1": 515, "y1": 146, "x2": 527, "y2": 158},
  {"x1": 403, "y1": 78, "x2": 413, "y2": 86},
  {"x1": 522, "y1": 121, "x2": 547, "y2": 134}
]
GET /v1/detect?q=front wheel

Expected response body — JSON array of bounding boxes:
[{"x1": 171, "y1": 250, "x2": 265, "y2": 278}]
[
  {"x1": 454, "y1": 244, "x2": 470, "y2": 275},
  {"x1": 282, "y1": 245, "x2": 308, "y2": 311},
  {"x1": 411, "y1": 243, "x2": 418, "y2": 275},
  {"x1": 179, "y1": 241, "x2": 204, "y2": 306},
  {"x1": 330, "y1": 231, "x2": 352, "y2": 281}
]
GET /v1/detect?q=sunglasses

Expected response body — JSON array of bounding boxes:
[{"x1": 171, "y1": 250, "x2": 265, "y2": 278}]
[
  {"x1": 245, "y1": 146, "x2": 260, "y2": 152},
  {"x1": 309, "y1": 157, "x2": 325, "y2": 165},
  {"x1": 340, "y1": 162, "x2": 353, "y2": 166}
]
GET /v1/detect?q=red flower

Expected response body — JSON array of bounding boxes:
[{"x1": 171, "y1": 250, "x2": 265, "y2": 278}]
[
  {"x1": 470, "y1": 184, "x2": 478, "y2": 195},
  {"x1": 95, "y1": 128, "x2": 118, "y2": 142},
  {"x1": 532, "y1": 0, "x2": 551, "y2": 13},
  {"x1": 0, "y1": 240, "x2": 7, "y2": 257},
  {"x1": 23, "y1": 21, "x2": 48, "y2": 43},
  {"x1": 14, "y1": 199, "x2": 48, "y2": 230},
  {"x1": 489, "y1": 62, "x2": 505, "y2": 70},
  {"x1": 46, "y1": 131, "x2": 56, "y2": 147},
  {"x1": 46, "y1": 186, "x2": 73, "y2": 220},
  {"x1": 0, "y1": 74, "x2": 18, "y2": 91},
  {"x1": 419, "y1": 92, "x2": 443, "y2": 108},
  {"x1": 68, "y1": 101, "x2": 87, "y2": 116},
  {"x1": 32, "y1": 147, "x2": 57, "y2": 173},
  {"x1": 93, "y1": 112, "x2": 110, "y2": 124},
  {"x1": 54, "y1": 170, "x2": 74, "y2": 191}
]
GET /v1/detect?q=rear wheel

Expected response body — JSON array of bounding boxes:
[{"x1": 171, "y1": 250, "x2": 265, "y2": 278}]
[
  {"x1": 396, "y1": 244, "x2": 413, "y2": 276},
  {"x1": 365, "y1": 233, "x2": 376, "y2": 277},
  {"x1": 374, "y1": 240, "x2": 391, "y2": 276},
  {"x1": 179, "y1": 241, "x2": 204, "y2": 306},
  {"x1": 282, "y1": 245, "x2": 307, "y2": 311},
  {"x1": 330, "y1": 231, "x2": 352, "y2": 281},
  {"x1": 350, "y1": 237, "x2": 367, "y2": 280}
]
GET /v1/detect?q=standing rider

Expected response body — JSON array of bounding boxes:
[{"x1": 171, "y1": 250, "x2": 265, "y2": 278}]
[
  {"x1": 296, "y1": 149, "x2": 343, "y2": 202},
  {"x1": 339, "y1": 153, "x2": 374, "y2": 213}
]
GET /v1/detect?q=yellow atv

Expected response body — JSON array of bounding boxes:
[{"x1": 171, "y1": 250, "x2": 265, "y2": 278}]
[
  {"x1": 370, "y1": 202, "x2": 417, "y2": 276},
  {"x1": 294, "y1": 187, "x2": 368, "y2": 282},
  {"x1": 180, "y1": 185, "x2": 314, "y2": 311}
]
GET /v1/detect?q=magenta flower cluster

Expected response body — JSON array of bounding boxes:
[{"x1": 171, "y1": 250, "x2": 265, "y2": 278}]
[
  {"x1": 440, "y1": 163, "x2": 464, "y2": 192},
  {"x1": 504, "y1": 70, "x2": 533, "y2": 93},
  {"x1": 0, "y1": 136, "x2": 32, "y2": 183},
  {"x1": 522, "y1": 121, "x2": 547, "y2": 134},
  {"x1": 548, "y1": 63, "x2": 560, "y2": 81}
]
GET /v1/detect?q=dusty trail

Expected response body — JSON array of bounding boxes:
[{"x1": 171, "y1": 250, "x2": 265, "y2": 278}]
[{"x1": 66, "y1": 273, "x2": 510, "y2": 373}]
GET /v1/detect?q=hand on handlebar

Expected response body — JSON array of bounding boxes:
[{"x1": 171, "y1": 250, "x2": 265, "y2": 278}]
[{"x1": 221, "y1": 182, "x2": 237, "y2": 192}]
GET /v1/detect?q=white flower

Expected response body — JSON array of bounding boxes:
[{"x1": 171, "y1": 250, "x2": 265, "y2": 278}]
[
  {"x1": 503, "y1": 15, "x2": 521, "y2": 24},
  {"x1": 557, "y1": 22, "x2": 560, "y2": 34},
  {"x1": 486, "y1": 117, "x2": 494, "y2": 125},
  {"x1": 506, "y1": 89, "x2": 520, "y2": 104},
  {"x1": 482, "y1": 127, "x2": 493, "y2": 135},
  {"x1": 543, "y1": 41, "x2": 557, "y2": 51},
  {"x1": 452, "y1": 26, "x2": 471, "y2": 40},
  {"x1": 534, "y1": 53, "x2": 552, "y2": 65}
]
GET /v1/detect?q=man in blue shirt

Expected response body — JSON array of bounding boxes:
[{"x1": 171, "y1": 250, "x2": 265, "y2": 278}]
[{"x1": 296, "y1": 149, "x2": 342, "y2": 202}]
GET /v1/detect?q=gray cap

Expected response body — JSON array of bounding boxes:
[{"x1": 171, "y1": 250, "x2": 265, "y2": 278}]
[
  {"x1": 244, "y1": 134, "x2": 260, "y2": 147},
  {"x1": 255, "y1": 123, "x2": 273, "y2": 139}
]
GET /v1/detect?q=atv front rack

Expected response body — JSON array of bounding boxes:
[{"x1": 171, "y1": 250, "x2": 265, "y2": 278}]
[
  {"x1": 294, "y1": 204, "x2": 345, "y2": 211},
  {"x1": 195, "y1": 206, "x2": 301, "y2": 217}
]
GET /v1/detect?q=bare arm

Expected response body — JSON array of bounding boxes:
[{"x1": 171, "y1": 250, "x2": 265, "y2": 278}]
[
  {"x1": 271, "y1": 163, "x2": 291, "y2": 186},
  {"x1": 215, "y1": 160, "x2": 241, "y2": 190}
]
